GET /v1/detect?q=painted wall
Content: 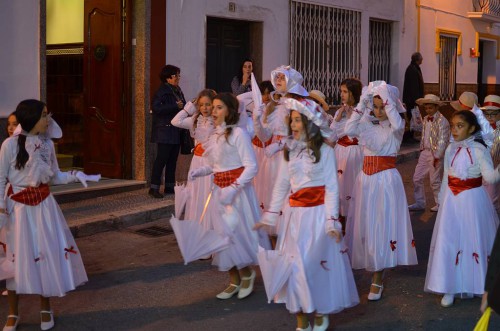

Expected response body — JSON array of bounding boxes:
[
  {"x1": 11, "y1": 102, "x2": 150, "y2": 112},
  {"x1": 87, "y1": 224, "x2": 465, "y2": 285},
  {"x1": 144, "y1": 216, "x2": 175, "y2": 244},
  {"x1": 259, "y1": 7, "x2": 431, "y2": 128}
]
[
  {"x1": 46, "y1": 0, "x2": 84, "y2": 45},
  {"x1": 0, "y1": 1, "x2": 40, "y2": 117},
  {"x1": 419, "y1": 0, "x2": 500, "y2": 85},
  {"x1": 165, "y1": 0, "x2": 408, "y2": 101}
]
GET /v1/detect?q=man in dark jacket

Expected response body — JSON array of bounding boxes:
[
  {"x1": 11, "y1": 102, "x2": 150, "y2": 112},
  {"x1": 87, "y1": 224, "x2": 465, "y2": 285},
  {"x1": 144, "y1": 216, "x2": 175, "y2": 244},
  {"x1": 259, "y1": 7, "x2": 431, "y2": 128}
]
[
  {"x1": 402, "y1": 52, "x2": 424, "y2": 143},
  {"x1": 149, "y1": 65, "x2": 185, "y2": 198}
]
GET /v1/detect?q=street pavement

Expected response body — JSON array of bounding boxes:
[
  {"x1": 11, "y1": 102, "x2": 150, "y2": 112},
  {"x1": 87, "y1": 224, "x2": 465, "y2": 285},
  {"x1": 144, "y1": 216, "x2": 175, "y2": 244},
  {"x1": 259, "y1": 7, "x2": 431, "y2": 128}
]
[{"x1": 0, "y1": 158, "x2": 498, "y2": 330}]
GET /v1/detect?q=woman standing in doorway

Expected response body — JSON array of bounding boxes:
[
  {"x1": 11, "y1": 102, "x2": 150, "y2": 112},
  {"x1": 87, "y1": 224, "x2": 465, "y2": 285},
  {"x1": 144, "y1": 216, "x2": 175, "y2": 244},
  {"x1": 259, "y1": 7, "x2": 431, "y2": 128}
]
[{"x1": 231, "y1": 59, "x2": 253, "y2": 96}]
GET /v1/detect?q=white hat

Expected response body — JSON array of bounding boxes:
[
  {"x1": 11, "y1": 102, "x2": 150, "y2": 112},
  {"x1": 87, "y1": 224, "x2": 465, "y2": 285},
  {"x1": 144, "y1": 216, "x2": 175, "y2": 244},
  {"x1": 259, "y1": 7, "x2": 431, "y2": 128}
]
[
  {"x1": 308, "y1": 90, "x2": 329, "y2": 110},
  {"x1": 270, "y1": 65, "x2": 309, "y2": 97},
  {"x1": 481, "y1": 95, "x2": 500, "y2": 110},
  {"x1": 415, "y1": 94, "x2": 444, "y2": 107},
  {"x1": 451, "y1": 92, "x2": 478, "y2": 111},
  {"x1": 367, "y1": 81, "x2": 406, "y2": 114},
  {"x1": 284, "y1": 98, "x2": 332, "y2": 138}
]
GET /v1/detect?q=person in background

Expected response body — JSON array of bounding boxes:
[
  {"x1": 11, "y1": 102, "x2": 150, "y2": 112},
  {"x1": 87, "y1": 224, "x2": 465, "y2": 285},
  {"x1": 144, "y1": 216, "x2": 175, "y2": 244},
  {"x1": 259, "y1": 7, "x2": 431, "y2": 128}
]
[
  {"x1": 480, "y1": 94, "x2": 500, "y2": 209},
  {"x1": 231, "y1": 58, "x2": 253, "y2": 96},
  {"x1": 149, "y1": 65, "x2": 185, "y2": 198},
  {"x1": 402, "y1": 52, "x2": 424, "y2": 144},
  {"x1": 408, "y1": 94, "x2": 449, "y2": 212},
  {"x1": 308, "y1": 90, "x2": 329, "y2": 112},
  {"x1": 480, "y1": 227, "x2": 500, "y2": 313}
]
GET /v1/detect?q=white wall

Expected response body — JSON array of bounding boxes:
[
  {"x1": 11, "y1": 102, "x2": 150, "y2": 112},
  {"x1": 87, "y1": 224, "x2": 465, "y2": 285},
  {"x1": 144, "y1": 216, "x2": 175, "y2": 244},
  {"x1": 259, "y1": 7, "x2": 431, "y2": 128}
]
[
  {"x1": 0, "y1": 1, "x2": 40, "y2": 117},
  {"x1": 165, "y1": 0, "x2": 408, "y2": 100}
]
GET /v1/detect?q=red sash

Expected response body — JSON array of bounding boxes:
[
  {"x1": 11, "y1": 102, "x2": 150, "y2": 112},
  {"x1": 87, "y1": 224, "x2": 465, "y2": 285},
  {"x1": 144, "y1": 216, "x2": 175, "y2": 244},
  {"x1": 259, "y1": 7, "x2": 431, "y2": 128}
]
[
  {"x1": 252, "y1": 135, "x2": 284, "y2": 148},
  {"x1": 8, "y1": 183, "x2": 50, "y2": 206},
  {"x1": 213, "y1": 167, "x2": 244, "y2": 188},
  {"x1": 363, "y1": 156, "x2": 397, "y2": 175},
  {"x1": 193, "y1": 143, "x2": 205, "y2": 156},
  {"x1": 289, "y1": 186, "x2": 325, "y2": 207},
  {"x1": 448, "y1": 176, "x2": 482, "y2": 195},
  {"x1": 337, "y1": 136, "x2": 359, "y2": 147}
]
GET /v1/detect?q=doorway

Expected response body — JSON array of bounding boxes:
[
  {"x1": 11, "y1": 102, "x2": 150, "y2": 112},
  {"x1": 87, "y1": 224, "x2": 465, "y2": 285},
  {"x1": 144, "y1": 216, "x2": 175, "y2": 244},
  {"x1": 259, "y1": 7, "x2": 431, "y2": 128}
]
[
  {"x1": 477, "y1": 39, "x2": 496, "y2": 103},
  {"x1": 206, "y1": 17, "x2": 262, "y2": 93}
]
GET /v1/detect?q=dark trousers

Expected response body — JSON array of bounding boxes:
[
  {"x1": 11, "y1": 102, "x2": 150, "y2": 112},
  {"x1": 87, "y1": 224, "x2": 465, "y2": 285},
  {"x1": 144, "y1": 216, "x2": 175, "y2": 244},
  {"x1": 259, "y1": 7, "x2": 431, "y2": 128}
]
[{"x1": 150, "y1": 143, "x2": 180, "y2": 190}]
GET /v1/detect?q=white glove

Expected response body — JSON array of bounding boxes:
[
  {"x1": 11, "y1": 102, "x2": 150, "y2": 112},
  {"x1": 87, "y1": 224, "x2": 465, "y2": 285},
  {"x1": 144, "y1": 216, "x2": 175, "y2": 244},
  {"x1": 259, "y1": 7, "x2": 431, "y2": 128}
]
[
  {"x1": 264, "y1": 142, "x2": 283, "y2": 158},
  {"x1": 253, "y1": 104, "x2": 264, "y2": 121},
  {"x1": 188, "y1": 166, "x2": 212, "y2": 181},
  {"x1": 325, "y1": 217, "x2": 342, "y2": 241},
  {"x1": 184, "y1": 101, "x2": 197, "y2": 116},
  {"x1": 75, "y1": 172, "x2": 101, "y2": 188},
  {"x1": 219, "y1": 184, "x2": 239, "y2": 206}
]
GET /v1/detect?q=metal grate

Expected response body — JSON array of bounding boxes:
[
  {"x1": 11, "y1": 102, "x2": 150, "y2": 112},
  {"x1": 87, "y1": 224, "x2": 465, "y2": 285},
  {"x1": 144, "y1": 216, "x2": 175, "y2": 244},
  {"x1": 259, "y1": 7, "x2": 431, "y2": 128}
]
[
  {"x1": 290, "y1": 1, "x2": 361, "y2": 105},
  {"x1": 134, "y1": 225, "x2": 172, "y2": 237},
  {"x1": 439, "y1": 35, "x2": 457, "y2": 101},
  {"x1": 369, "y1": 19, "x2": 392, "y2": 83}
]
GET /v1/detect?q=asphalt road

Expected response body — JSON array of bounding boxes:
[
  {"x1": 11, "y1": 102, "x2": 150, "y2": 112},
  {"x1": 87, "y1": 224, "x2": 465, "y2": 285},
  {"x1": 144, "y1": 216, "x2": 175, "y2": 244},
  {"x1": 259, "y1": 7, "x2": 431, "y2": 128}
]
[{"x1": 0, "y1": 158, "x2": 498, "y2": 331}]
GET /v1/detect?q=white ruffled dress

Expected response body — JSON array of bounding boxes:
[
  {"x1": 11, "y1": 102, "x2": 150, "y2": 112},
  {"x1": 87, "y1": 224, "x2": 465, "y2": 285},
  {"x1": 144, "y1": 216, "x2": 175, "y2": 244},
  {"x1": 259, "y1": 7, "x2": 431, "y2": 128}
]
[
  {"x1": 202, "y1": 124, "x2": 268, "y2": 271},
  {"x1": 262, "y1": 141, "x2": 359, "y2": 314},
  {"x1": 171, "y1": 110, "x2": 215, "y2": 226},
  {"x1": 425, "y1": 137, "x2": 500, "y2": 296},
  {"x1": 343, "y1": 99, "x2": 418, "y2": 271},
  {"x1": 0, "y1": 133, "x2": 87, "y2": 297}
]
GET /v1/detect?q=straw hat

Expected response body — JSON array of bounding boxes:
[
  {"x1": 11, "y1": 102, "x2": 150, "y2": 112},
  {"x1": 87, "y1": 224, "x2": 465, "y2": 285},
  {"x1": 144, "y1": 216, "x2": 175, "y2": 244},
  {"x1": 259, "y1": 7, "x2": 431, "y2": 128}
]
[
  {"x1": 450, "y1": 92, "x2": 478, "y2": 111},
  {"x1": 284, "y1": 98, "x2": 332, "y2": 138},
  {"x1": 415, "y1": 94, "x2": 444, "y2": 107},
  {"x1": 308, "y1": 90, "x2": 329, "y2": 110},
  {"x1": 270, "y1": 65, "x2": 309, "y2": 97},
  {"x1": 481, "y1": 94, "x2": 500, "y2": 110}
]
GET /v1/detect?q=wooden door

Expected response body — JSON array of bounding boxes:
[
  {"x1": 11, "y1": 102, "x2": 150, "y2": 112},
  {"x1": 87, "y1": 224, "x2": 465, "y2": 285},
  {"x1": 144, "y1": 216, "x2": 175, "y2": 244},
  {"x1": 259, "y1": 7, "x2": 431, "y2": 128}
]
[
  {"x1": 206, "y1": 17, "x2": 250, "y2": 93},
  {"x1": 83, "y1": 0, "x2": 131, "y2": 178}
]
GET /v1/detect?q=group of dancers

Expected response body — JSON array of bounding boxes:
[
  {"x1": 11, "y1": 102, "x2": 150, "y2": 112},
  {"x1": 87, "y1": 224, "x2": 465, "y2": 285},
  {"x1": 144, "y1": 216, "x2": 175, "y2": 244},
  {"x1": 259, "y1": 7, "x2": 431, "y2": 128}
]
[{"x1": 173, "y1": 65, "x2": 500, "y2": 331}]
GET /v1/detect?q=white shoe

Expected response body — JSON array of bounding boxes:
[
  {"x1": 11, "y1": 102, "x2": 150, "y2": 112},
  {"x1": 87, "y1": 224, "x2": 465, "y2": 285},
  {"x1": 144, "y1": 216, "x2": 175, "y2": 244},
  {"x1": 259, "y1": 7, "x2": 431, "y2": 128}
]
[
  {"x1": 40, "y1": 310, "x2": 54, "y2": 331},
  {"x1": 216, "y1": 284, "x2": 240, "y2": 299},
  {"x1": 441, "y1": 294, "x2": 454, "y2": 307},
  {"x1": 296, "y1": 324, "x2": 311, "y2": 331},
  {"x1": 408, "y1": 203, "x2": 425, "y2": 211},
  {"x1": 3, "y1": 315, "x2": 19, "y2": 331},
  {"x1": 430, "y1": 205, "x2": 439, "y2": 212},
  {"x1": 368, "y1": 283, "x2": 384, "y2": 301},
  {"x1": 237, "y1": 269, "x2": 256, "y2": 299},
  {"x1": 312, "y1": 315, "x2": 329, "y2": 331}
]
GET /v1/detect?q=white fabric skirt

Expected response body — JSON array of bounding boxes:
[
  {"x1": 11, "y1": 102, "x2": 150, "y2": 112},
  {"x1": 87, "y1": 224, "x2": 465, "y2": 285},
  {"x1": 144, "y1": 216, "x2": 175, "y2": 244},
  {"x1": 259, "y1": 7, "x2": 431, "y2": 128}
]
[
  {"x1": 425, "y1": 185, "x2": 499, "y2": 295},
  {"x1": 273, "y1": 204, "x2": 359, "y2": 314},
  {"x1": 345, "y1": 169, "x2": 418, "y2": 271},
  {"x1": 206, "y1": 183, "x2": 269, "y2": 271},
  {"x1": 334, "y1": 144, "x2": 363, "y2": 217},
  {"x1": 0, "y1": 195, "x2": 87, "y2": 297},
  {"x1": 184, "y1": 154, "x2": 214, "y2": 230}
]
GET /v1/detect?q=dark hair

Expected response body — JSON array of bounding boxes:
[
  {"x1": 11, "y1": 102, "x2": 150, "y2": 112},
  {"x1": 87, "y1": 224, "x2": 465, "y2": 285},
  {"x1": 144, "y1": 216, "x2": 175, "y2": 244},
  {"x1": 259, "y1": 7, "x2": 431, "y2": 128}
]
[
  {"x1": 193, "y1": 89, "x2": 217, "y2": 129},
  {"x1": 159, "y1": 65, "x2": 180, "y2": 83},
  {"x1": 14, "y1": 99, "x2": 46, "y2": 169},
  {"x1": 411, "y1": 52, "x2": 423, "y2": 63},
  {"x1": 236, "y1": 58, "x2": 253, "y2": 83},
  {"x1": 259, "y1": 80, "x2": 274, "y2": 94},
  {"x1": 452, "y1": 110, "x2": 486, "y2": 147},
  {"x1": 340, "y1": 78, "x2": 362, "y2": 105},
  {"x1": 213, "y1": 93, "x2": 240, "y2": 141},
  {"x1": 284, "y1": 111, "x2": 323, "y2": 163}
]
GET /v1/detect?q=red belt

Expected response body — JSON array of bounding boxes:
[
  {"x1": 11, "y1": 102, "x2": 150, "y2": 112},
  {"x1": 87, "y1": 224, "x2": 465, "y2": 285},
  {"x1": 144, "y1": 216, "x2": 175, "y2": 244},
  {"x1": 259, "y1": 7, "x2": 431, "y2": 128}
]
[
  {"x1": 289, "y1": 186, "x2": 325, "y2": 207},
  {"x1": 213, "y1": 167, "x2": 244, "y2": 188},
  {"x1": 193, "y1": 143, "x2": 205, "y2": 156},
  {"x1": 252, "y1": 135, "x2": 284, "y2": 148},
  {"x1": 337, "y1": 136, "x2": 359, "y2": 147},
  {"x1": 448, "y1": 176, "x2": 482, "y2": 195},
  {"x1": 8, "y1": 183, "x2": 50, "y2": 206},
  {"x1": 363, "y1": 156, "x2": 396, "y2": 175}
]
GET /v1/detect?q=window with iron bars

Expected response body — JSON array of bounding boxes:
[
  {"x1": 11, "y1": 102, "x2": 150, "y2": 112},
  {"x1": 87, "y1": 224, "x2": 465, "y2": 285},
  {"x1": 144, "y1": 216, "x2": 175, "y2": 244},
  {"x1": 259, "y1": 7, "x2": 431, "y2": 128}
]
[
  {"x1": 369, "y1": 19, "x2": 392, "y2": 83},
  {"x1": 290, "y1": 1, "x2": 361, "y2": 105},
  {"x1": 439, "y1": 35, "x2": 457, "y2": 101}
]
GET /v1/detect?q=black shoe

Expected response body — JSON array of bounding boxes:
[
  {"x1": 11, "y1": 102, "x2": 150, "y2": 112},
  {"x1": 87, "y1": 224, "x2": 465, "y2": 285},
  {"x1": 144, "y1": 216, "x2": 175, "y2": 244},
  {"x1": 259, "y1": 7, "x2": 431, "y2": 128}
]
[
  {"x1": 148, "y1": 188, "x2": 163, "y2": 199},
  {"x1": 163, "y1": 187, "x2": 175, "y2": 195}
]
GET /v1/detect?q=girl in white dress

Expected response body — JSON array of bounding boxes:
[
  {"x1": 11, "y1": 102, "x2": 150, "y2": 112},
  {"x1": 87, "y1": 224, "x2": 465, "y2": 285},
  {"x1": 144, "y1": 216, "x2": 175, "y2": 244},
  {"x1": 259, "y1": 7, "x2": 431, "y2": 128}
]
[
  {"x1": 256, "y1": 98, "x2": 359, "y2": 331},
  {"x1": 424, "y1": 110, "x2": 500, "y2": 307},
  {"x1": 0, "y1": 100, "x2": 88, "y2": 331},
  {"x1": 328, "y1": 78, "x2": 363, "y2": 233},
  {"x1": 188, "y1": 92, "x2": 264, "y2": 300},
  {"x1": 171, "y1": 89, "x2": 216, "y2": 225},
  {"x1": 344, "y1": 81, "x2": 418, "y2": 301}
]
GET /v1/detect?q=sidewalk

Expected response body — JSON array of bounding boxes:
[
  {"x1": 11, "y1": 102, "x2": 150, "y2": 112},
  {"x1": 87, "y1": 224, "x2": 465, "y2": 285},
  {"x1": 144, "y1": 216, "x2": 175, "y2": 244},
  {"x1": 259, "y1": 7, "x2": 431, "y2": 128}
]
[{"x1": 60, "y1": 143, "x2": 421, "y2": 238}]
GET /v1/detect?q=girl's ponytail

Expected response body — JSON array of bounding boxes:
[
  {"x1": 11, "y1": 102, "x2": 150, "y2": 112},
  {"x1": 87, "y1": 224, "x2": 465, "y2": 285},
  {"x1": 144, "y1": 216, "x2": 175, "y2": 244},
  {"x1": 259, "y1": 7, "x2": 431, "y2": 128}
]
[{"x1": 15, "y1": 134, "x2": 29, "y2": 170}]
